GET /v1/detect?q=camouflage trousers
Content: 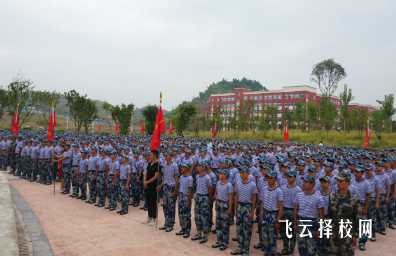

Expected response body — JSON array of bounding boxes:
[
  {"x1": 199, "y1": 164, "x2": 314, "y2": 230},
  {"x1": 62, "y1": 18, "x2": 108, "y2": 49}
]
[
  {"x1": 280, "y1": 208, "x2": 296, "y2": 253},
  {"x1": 236, "y1": 203, "x2": 254, "y2": 253},
  {"x1": 130, "y1": 173, "x2": 141, "y2": 204},
  {"x1": 26, "y1": 158, "x2": 33, "y2": 179},
  {"x1": 71, "y1": 166, "x2": 79, "y2": 195},
  {"x1": 317, "y1": 217, "x2": 331, "y2": 256},
  {"x1": 119, "y1": 180, "x2": 129, "y2": 212},
  {"x1": 358, "y1": 202, "x2": 369, "y2": 246},
  {"x1": 31, "y1": 161, "x2": 39, "y2": 181},
  {"x1": 297, "y1": 218, "x2": 318, "y2": 256},
  {"x1": 0, "y1": 151, "x2": 5, "y2": 169},
  {"x1": 23, "y1": 157, "x2": 31, "y2": 178},
  {"x1": 107, "y1": 175, "x2": 118, "y2": 208},
  {"x1": 16, "y1": 156, "x2": 23, "y2": 175},
  {"x1": 367, "y1": 197, "x2": 378, "y2": 237},
  {"x1": 38, "y1": 159, "x2": 45, "y2": 182},
  {"x1": 163, "y1": 185, "x2": 177, "y2": 227},
  {"x1": 387, "y1": 186, "x2": 395, "y2": 225},
  {"x1": 9, "y1": 153, "x2": 16, "y2": 173},
  {"x1": 78, "y1": 173, "x2": 87, "y2": 194},
  {"x1": 63, "y1": 164, "x2": 71, "y2": 193},
  {"x1": 194, "y1": 194, "x2": 210, "y2": 237},
  {"x1": 191, "y1": 167, "x2": 197, "y2": 194},
  {"x1": 96, "y1": 172, "x2": 106, "y2": 205},
  {"x1": 377, "y1": 194, "x2": 387, "y2": 231},
  {"x1": 87, "y1": 171, "x2": 97, "y2": 201},
  {"x1": 331, "y1": 234, "x2": 354, "y2": 256},
  {"x1": 178, "y1": 193, "x2": 192, "y2": 234},
  {"x1": 215, "y1": 200, "x2": 231, "y2": 246},
  {"x1": 44, "y1": 159, "x2": 52, "y2": 183},
  {"x1": 209, "y1": 197, "x2": 214, "y2": 229},
  {"x1": 261, "y1": 210, "x2": 278, "y2": 256}
]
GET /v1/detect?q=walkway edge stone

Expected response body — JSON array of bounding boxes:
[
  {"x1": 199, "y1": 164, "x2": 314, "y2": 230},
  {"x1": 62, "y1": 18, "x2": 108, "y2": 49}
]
[{"x1": 0, "y1": 171, "x2": 19, "y2": 256}]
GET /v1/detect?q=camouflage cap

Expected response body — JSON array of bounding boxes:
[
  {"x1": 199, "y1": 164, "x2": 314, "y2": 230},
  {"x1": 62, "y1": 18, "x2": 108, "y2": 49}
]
[
  {"x1": 266, "y1": 171, "x2": 278, "y2": 178},
  {"x1": 335, "y1": 170, "x2": 352, "y2": 182},
  {"x1": 319, "y1": 175, "x2": 331, "y2": 182},
  {"x1": 286, "y1": 170, "x2": 297, "y2": 177},
  {"x1": 301, "y1": 174, "x2": 316, "y2": 185},
  {"x1": 219, "y1": 169, "x2": 230, "y2": 178}
]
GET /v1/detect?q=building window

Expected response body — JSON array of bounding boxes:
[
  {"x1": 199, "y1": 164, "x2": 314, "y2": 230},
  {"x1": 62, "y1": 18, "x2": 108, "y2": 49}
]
[
  {"x1": 278, "y1": 94, "x2": 282, "y2": 99},
  {"x1": 254, "y1": 96, "x2": 258, "y2": 100},
  {"x1": 224, "y1": 98, "x2": 227, "y2": 102},
  {"x1": 258, "y1": 103, "x2": 262, "y2": 107},
  {"x1": 217, "y1": 98, "x2": 219, "y2": 102},
  {"x1": 273, "y1": 103, "x2": 277, "y2": 107},
  {"x1": 278, "y1": 110, "x2": 282, "y2": 114},
  {"x1": 300, "y1": 93, "x2": 305, "y2": 98},
  {"x1": 284, "y1": 102, "x2": 288, "y2": 107},
  {"x1": 274, "y1": 95, "x2": 278, "y2": 100},
  {"x1": 250, "y1": 96, "x2": 253, "y2": 100},
  {"x1": 306, "y1": 94, "x2": 308, "y2": 98},
  {"x1": 259, "y1": 96, "x2": 262, "y2": 100},
  {"x1": 265, "y1": 96, "x2": 267, "y2": 100},
  {"x1": 285, "y1": 94, "x2": 288, "y2": 99},
  {"x1": 232, "y1": 97, "x2": 235, "y2": 101},
  {"x1": 278, "y1": 102, "x2": 282, "y2": 106},
  {"x1": 278, "y1": 117, "x2": 281, "y2": 121},
  {"x1": 289, "y1": 102, "x2": 293, "y2": 106},
  {"x1": 295, "y1": 94, "x2": 299, "y2": 98},
  {"x1": 268, "y1": 95, "x2": 273, "y2": 100},
  {"x1": 313, "y1": 95, "x2": 316, "y2": 100},
  {"x1": 243, "y1": 96, "x2": 247, "y2": 100},
  {"x1": 289, "y1": 110, "x2": 293, "y2": 113},
  {"x1": 228, "y1": 97, "x2": 231, "y2": 101},
  {"x1": 264, "y1": 103, "x2": 267, "y2": 106},
  {"x1": 268, "y1": 103, "x2": 272, "y2": 106},
  {"x1": 258, "y1": 110, "x2": 261, "y2": 115},
  {"x1": 211, "y1": 98, "x2": 213, "y2": 102},
  {"x1": 289, "y1": 94, "x2": 293, "y2": 99},
  {"x1": 237, "y1": 92, "x2": 240, "y2": 95},
  {"x1": 254, "y1": 110, "x2": 257, "y2": 115}
]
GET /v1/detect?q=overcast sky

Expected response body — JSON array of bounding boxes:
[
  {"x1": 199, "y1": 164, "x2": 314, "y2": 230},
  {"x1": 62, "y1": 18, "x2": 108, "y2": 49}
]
[{"x1": 1, "y1": 0, "x2": 395, "y2": 111}]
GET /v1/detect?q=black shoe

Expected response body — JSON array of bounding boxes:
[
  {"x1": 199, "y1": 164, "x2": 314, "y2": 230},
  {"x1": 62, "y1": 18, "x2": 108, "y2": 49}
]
[
  {"x1": 80, "y1": 195, "x2": 87, "y2": 200},
  {"x1": 133, "y1": 203, "x2": 139, "y2": 207},
  {"x1": 191, "y1": 234, "x2": 202, "y2": 241},
  {"x1": 77, "y1": 195, "x2": 83, "y2": 199},
  {"x1": 176, "y1": 231, "x2": 185, "y2": 236},
  {"x1": 277, "y1": 249, "x2": 289, "y2": 255},
  {"x1": 118, "y1": 199, "x2": 121, "y2": 202},
  {"x1": 220, "y1": 245, "x2": 227, "y2": 251},
  {"x1": 359, "y1": 245, "x2": 365, "y2": 251},
  {"x1": 254, "y1": 243, "x2": 263, "y2": 249},
  {"x1": 95, "y1": 203, "x2": 100, "y2": 206},
  {"x1": 159, "y1": 226, "x2": 167, "y2": 230},
  {"x1": 109, "y1": 207, "x2": 115, "y2": 211},
  {"x1": 120, "y1": 211, "x2": 127, "y2": 215},
  {"x1": 212, "y1": 242, "x2": 221, "y2": 248},
  {"x1": 231, "y1": 249, "x2": 244, "y2": 255},
  {"x1": 370, "y1": 237, "x2": 376, "y2": 242},
  {"x1": 117, "y1": 210, "x2": 122, "y2": 213},
  {"x1": 105, "y1": 206, "x2": 111, "y2": 209},
  {"x1": 389, "y1": 224, "x2": 395, "y2": 229},
  {"x1": 72, "y1": 194, "x2": 78, "y2": 198},
  {"x1": 98, "y1": 204, "x2": 104, "y2": 207},
  {"x1": 183, "y1": 233, "x2": 190, "y2": 238},
  {"x1": 166, "y1": 227, "x2": 173, "y2": 232},
  {"x1": 140, "y1": 206, "x2": 145, "y2": 210},
  {"x1": 89, "y1": 200, "x2": 96, "y2": 204},
  {"x1": 211, "y1": 229, "x2": 216, "y2": 234},
  {"x1": 128, "y1": 202, "x2": 134, "y2": 205},
  {"x1": 85, "y1": 200, "x2": 90, "y2": 203},
  {"x1": 232, "y1": 237, "x2": 238, "y2": 241},
  {"x1": 56, "y1": 179, "x2": 60, "y2": 182},
  {"x1": 144, "y1": 207, "x2": 148, "y2": 211},
  {"x1": 380, "y1": 230, "x2": 386, "y2": 235},
  {"x1": 199, "y1": 237, "x2": 207, "y2": 243},
  {"x1": 46, "y1": 182, "x2": 52, "y2": 185}
]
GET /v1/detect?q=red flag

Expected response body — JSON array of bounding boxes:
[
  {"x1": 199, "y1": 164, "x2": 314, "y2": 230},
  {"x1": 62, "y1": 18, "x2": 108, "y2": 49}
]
[
  {"x1": 150, "y1": 106, "x2": 165, "y2": 151},
  {"x1": 98, "y1": 121, "x2": 101, "y2": 132},
  {"x1": 115, "y1": 122, "x2": 119, "y2": 133},
  {"x1": 47, "y1": 102, "x2": 56, "y2": 141},
  {"x1": 283, "y1": 124, "x2": 289, "y2": 143},
  {"x1": 168, "y1": 122, "x2": 173, "y2": 135},
  {"x1": 212, "y1": 123, "x2": 216, "y2": 138},
  {"x1": 140, "y1": 123, "x2": 145, "y2": 134},
  {"x1": 365, "y1": 125, "x2": 370, "y2": 148},
  {"x1": 11, "y1": 108, "x2": 19, "y2": 135}
]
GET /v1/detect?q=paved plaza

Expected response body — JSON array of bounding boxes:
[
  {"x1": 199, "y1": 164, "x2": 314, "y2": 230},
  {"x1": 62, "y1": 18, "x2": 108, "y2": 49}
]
[{"x1": 4, "y1": 172, "x2": 396, "y2": 256}]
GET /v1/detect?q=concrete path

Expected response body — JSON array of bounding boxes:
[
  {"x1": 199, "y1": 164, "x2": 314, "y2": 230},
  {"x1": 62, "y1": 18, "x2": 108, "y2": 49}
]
[{"x1": 4, "y1": 172, "x2": 396, "y2": 256}]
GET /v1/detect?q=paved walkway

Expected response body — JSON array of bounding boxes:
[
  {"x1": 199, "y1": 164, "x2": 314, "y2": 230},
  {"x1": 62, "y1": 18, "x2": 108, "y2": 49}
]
[{"x1": 4, "y1": 172, "x2": 396, "y2": 256}]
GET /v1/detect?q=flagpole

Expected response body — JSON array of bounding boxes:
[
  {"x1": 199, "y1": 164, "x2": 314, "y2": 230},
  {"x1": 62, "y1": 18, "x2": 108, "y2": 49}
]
[
  {"x1": 51, "y1": 99, "x2": 56, "y2": 195},
  {"x1": 156, "y1": 92, "x2": 162, "y2": 228}
]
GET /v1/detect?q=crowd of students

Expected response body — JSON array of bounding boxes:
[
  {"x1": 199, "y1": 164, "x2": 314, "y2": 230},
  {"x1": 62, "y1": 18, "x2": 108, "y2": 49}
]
[{"x1": 2, "y1": 131, "x2": 395, "y2": 256}]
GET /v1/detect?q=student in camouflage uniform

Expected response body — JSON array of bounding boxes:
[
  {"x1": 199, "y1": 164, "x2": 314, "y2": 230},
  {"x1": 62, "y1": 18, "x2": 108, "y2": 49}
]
[
  {"x1": 176, "y1": 163, "x2": 193, "y2": 238},
  {"x1": 327, "y1": 171, "x2": 363, "y2": 256},
  {"x1": 8, "y1": 136, "x2": 17, "y2": 174}
]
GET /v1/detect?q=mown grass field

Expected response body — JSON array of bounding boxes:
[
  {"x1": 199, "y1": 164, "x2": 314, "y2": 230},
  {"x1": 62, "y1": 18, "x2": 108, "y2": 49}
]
[{"x1": 183, "y1": 130, "x2": 396, "y2": 148}]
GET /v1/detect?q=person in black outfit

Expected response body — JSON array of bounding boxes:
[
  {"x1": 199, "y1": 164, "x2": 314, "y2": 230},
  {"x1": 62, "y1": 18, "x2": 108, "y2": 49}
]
[{"x1": 142, "y1": 149, "x2": 161, "y2": 226}]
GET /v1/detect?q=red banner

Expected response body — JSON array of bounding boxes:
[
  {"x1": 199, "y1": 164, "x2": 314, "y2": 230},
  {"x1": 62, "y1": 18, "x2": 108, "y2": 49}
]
[
  {"x1": 47, "y1": 105, "x2": 56, "y2": 141},
  {"x1": 141, "y1": 123, "x2": 145, "y2": 134},
  {"x1": 11, "y1": 109, "x2": 19, "y2": 135},
  {"x1": 168, "y1": 122, "x2": 173, "y2": 135},
  {"x1": 212, "y1": 123, "x2": 216, "y2": 138},
  {"x1": 150, "y1": 106, "x2": 165, "y2": 151},
  {"x1": 365, "y1": 125, "x2": 370, "y2": 148},
  {"x1": 115, "y1": 122, "x2": 119, "y2": 133},
  {"x1": 283, "y1": 125, "x2": 289, "y2": 143}
]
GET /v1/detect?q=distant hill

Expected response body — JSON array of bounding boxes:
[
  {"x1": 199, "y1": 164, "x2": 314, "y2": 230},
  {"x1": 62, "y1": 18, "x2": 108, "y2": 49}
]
[{"x1": 164, "y1": 78, "x2": 268, "y2": 117}]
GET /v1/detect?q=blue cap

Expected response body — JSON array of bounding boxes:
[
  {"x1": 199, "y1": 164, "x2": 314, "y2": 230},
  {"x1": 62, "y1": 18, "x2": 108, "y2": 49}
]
[
  {"x1": 261, "y1": 164, "x2": 272, "y2": 170},
  {"x1": 164, "y1": 150, "x2": 173, "y2": 156},
  {"x1": 181, "y1": 163, "x2": 190, "y2": 168},
  {"x1": 319, "y1": 176, "x2": 331, "y2": 182},
  {"x1": 286, "y1": 170, "x2": 297, "y2": 177},
  {"x1": 219, "y1": 169, "x2": 230, "y2": 178},
  {"x1": 266, "y1": 171, "x2": 278, "y2": 178},
  {"x1": 109, "y1": 150, "x2": 117, "y2": 155},
  {"x1": 197, "y1": 161, "x2": 208, "y2": 168},
  {"x1": 243, "y1": 154, "x2": 252, "y2": 161},
  {"x1": 308, "y1": 166, "x2": 319, "y2": 172},
  {"x1": 324, "y1": 162, "x2": 334, "y2": 168},
  {"x1": 239, "y1": 166, "x2": 250, "y2": 173},
  {"x1": 375, "y1": 161, "x2": 385, "y2": 166},
  {"x1": 302, "y1": 174, "x2": 316, "y2": 184},
  {"x1": 240, "y1": 159, "x2": 250, "y2": 166},
  {"x1": 348, "y1": 160, "x2": 356, "y2": 166},
  {"x1": 81, "y1": 149, "x2": 88, "y2": 154},
  {"x1": 282, "y1": 162, "x2": 291, "y2": 168},
  {"x1": 355, "y1": 167, "x2": 365, "y2": 172},
  {"x1": 221, "y1": 159, "x2": 231, "y2": 166},
  {"x1": 121, "y1": 154, "x2": 129, "y2": 159}
]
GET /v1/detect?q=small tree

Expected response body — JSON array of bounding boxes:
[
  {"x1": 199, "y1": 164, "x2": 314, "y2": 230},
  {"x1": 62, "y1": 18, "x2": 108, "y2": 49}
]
[
  {"x1": 111, "y1": 103, "x2": 135, "y2": 134},
  {"x1": 102, "y1": 101, "x2": 114, "y2": 130},
  {"x1": 0, "y1": 86, "x2": 8, "y2": 120},
  {"x1": 174, "y1": 103, "x2": 198, "y2": 136},
  {"x1": 82, "y1": 99, "x2": 98, "y2": 133},
  {"x1": 370, "y1": 110, "x2": 385, "y2": 139},
  {"x1": 141, "y1": 104, "x2": 159, "y2": 134},
  {"x1": 307, "y1": 102, "x2": 319, "y2": 131},
  {"x1": 376, "y1": 94, "x2": 396, "y2": 133},
  {"x1": 293, "y1": 99, "x2": 306, "y2": 131},
  {"x1": 35, "y1": 90, "x2": 61, "y2": 128},
  {"x1": 339, "y1": 84, "x2": 354, "y2": 135}
]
